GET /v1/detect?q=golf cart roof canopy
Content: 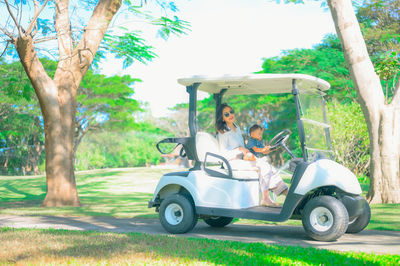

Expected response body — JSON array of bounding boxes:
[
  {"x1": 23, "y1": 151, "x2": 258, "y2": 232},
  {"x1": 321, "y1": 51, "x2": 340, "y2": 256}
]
[{"x1": 178, "y1": 73, "x2": 330, "y2": 95}]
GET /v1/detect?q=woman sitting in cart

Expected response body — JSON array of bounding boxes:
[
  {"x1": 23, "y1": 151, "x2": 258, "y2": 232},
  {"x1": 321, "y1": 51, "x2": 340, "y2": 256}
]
[{"x1": 216, "y1": 103, "x2": 288, "y2": 207}]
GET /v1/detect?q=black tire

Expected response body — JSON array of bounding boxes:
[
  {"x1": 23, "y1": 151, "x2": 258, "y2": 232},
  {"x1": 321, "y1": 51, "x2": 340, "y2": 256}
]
[
  {"x1": 346, "y1": 199, "x2": 371, "y2": 234},
  {"x1": 159, "y1": 194, "x2": 197, "y2": 234},
  {"x1": 302, "y1": 195, "x2": 349, "y2": 241},
  {"x1": 203, "y1": 216, "x2": 233, "y2": 227}
]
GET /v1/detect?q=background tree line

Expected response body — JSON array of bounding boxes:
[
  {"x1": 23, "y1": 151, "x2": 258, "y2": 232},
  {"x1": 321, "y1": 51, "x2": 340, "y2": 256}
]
[{"x1": 1, "y1": 0, "x2": 398, "y2": 178}]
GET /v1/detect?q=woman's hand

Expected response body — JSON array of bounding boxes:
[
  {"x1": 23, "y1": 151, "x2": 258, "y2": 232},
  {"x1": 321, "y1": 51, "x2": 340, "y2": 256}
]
[
  {"x1": 243, "y1": 152, "x2": 256, "y2": 161},
  {"x1": 238, "y1": 147, "x2": 256, "y2": 161},
  {"x1": 238, "y1": 146, "x2": 250, "y2": 154}
]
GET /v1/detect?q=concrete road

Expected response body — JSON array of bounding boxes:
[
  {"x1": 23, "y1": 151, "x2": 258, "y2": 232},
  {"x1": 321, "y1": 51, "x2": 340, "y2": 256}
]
[{"x1": 1, "y1": 214, "x2": 400, "y2": 255}]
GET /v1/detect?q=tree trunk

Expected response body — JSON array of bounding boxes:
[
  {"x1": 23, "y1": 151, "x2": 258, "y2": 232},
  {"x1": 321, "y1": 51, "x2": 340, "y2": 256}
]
[
  {"x1": 15, "y1": 35, "x2": 80, "y2": 206},
  {"x1": 327, "y1": 0, "x2": 400, "y2": 203},
  {"x1": 42, "y1": 103, "x2": 80, "y2": 206},
  {"x1": 369, "y1": 106, "x2": 400, "y2": 203}
]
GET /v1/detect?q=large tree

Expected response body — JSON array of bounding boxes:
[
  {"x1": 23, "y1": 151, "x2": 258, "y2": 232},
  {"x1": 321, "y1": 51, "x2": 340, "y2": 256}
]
[
  {"x1": 0, "y1": 0, "x2": 188, "y2": 206},
  {"x1": 278, "y1": 0, "x2": 400, "y2": 203}
]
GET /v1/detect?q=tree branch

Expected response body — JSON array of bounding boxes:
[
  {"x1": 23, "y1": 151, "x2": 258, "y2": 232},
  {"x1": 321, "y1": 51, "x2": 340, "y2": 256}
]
[
  {"x1": 4, "y1": 0, "x2": 25, "y2": 37},
  {"x1": 33, "y1": 35, "x2": 58, "y2": 44},
  {"x1": 4, "y1": 0, "x2": 20, "y2": 28},
  {"x1": 0, "y1": 40, "x2": 10, "y2": 58},
  {"x1": 71, "y1": 0, "x2": 122, "y2": 83},
  {"x1": 26, "y1": 0, "x2": 49, "y2": 36},
  {"x1": 0, "y1": 26, "x2": 15, "y2": 40},
  {"x1": 15, "y1": 36, "x2": 58, "y2": 121},
  {"x1": 54, "y1": 0, "x2": 73, "y2": 66}
]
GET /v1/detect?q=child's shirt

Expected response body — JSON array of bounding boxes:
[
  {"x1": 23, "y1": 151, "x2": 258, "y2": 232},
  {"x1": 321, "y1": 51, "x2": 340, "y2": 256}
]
[{"x1": 246, "y1": 137, "x2": 265, "y2": 158}]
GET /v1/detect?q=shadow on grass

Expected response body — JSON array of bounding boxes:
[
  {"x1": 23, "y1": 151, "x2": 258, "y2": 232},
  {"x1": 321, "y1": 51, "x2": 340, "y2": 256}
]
[
  {"x1": 0, "y1": 178, "x2": 46, "y2": 206},
  {"x1": 2, "y1": 227, "x2": 397, "y2": 265}
]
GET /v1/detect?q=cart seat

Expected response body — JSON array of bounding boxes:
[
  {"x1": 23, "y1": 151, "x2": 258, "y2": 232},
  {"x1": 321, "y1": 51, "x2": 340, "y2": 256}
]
[{"x1": 195, "y1": 132, "x2": 259, "y2": 180}]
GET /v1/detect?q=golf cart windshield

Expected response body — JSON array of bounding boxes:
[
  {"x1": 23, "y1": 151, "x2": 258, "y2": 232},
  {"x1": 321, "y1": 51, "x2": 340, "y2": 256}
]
[{"x1": 298, "y1": 89, "x2": 333, "y2": 160}]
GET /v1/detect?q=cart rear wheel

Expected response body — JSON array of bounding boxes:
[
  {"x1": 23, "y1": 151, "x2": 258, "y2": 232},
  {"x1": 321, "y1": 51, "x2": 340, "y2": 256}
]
[
  {"x1": 203, "y1": 216, "x2": 233, "y2": 227},
  {"x1": 346, "y1": 199, "x2": 371, "y2": 233},
  {"x1": 159, "y1": 194, "x2": 197, "y2": 234},
  {"x1": 302, "y1": 195, "x2": 348, "y2": 241}
]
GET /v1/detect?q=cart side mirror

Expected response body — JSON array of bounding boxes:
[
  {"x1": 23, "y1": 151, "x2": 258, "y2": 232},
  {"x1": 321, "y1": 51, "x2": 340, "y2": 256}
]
[
  {"x1": 156, "y1": 137, "x2": 193, "y2": 156},
  {"x1": 157, "y1": 142, "x2": 178, "y2": 155},
  {"x1": 156, "y1": 138, "x2": 180, "y2": 154}
]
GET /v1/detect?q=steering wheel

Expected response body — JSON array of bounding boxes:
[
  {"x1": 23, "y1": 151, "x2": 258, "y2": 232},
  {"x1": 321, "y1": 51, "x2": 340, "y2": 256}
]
[{"x1": 268, "y1": 129, "x2": 291, "y2": 150}]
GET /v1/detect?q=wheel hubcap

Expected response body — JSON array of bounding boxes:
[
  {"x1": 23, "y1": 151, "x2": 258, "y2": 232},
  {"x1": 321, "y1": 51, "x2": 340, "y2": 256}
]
[
  {"x1": 165, "y1": 203, "x2": 184, "y2": 225},
  {"x1": 310, "y1": 207, "x2": 333, "y2": 232}
]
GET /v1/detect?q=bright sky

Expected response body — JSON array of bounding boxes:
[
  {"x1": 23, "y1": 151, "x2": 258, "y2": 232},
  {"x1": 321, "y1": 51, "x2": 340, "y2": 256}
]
[{"x1": 101, "y1": 0, "x2": 336, "y2": 117}]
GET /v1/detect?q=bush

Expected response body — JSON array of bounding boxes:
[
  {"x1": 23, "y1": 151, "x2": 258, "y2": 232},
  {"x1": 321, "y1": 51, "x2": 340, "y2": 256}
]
[
  {"x1": 328, "y1": 100, "x2": 370, "y2": 176},
  {"x1": 75, "y1": 131, "x2": 163, "y2": 170}
]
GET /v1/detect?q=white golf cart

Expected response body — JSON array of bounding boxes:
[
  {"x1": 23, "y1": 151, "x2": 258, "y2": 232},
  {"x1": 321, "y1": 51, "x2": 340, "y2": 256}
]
[{"x1": 149, "y1": 74, "x2": 370, "y2": 241}]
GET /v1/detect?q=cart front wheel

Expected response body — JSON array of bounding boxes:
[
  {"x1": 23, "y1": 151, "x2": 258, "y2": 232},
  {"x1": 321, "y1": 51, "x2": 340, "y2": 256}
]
[
  {"x1": 159, "y1": 194, "x2": 197, "y2": 234},
  {"x1": 302, "y1": 195, "x2": 349, "y2": 241},
  {"x1": 203, "y1": 216, "x2": 233, "y2": 227}
]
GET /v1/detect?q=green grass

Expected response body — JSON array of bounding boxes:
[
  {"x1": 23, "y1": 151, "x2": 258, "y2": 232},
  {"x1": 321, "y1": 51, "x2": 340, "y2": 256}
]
[
  {"x1": 0, "y1": 168, "x2": 400, "y2": 231},
  {"x1": 1, "y1": 227, "x2": 399, "y2": 265},
  {"x1": 0, "y1": 168, "x2": 170, "y2": 218}
]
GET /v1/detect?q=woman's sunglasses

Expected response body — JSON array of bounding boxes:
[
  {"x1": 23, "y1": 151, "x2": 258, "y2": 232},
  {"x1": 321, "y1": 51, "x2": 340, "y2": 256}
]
[{"x1": 224, "y1": 109, "x2": 235, "y2": 118}]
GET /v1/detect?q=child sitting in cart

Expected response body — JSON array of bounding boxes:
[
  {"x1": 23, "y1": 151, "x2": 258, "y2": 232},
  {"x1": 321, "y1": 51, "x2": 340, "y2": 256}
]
[
  {"x1": 246, "y1": 124, "x2": 271, "y2": 158},
  {"x1": 246, "y1": 124, "x2": 288, "y2": 205}
]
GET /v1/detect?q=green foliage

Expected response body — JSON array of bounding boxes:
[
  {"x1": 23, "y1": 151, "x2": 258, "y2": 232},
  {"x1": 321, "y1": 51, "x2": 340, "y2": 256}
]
[
  {"x1": 260, "y1": 35, "x2": 356, "y2": 103},
  {"x1": 327, "y1": 100, "x2": 370, "y2": 176},
  {"x1": 152, "y1": 15, "x2": 191, "y2": 39},
  {"x1": 0, "y1": 59, "x2": 45, "y2": 175},
  {"x1": 1, "y1": 1, "x2": 190, "y2": 68},
  {"x1": 75, "y1": 130, "x2": 167, "y2": 170},
  {"x1": 77, "y1": 71, "x2": 141, "y2": 132},
  {"x1": 358, "y1": 0, "x2": 400, "y2": 101},
  {"x1": 98, "y1": 31, "x2": 157, "y2": 69}
]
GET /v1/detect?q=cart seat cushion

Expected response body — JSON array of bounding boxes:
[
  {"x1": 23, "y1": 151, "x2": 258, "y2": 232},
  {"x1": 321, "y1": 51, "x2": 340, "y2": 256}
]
[
  {"x1": 229, "y1": 159, "x2": 259, "y2": 180},
  {"x1": 196, "y1": 132, "x2": 221, "y2": 162}
]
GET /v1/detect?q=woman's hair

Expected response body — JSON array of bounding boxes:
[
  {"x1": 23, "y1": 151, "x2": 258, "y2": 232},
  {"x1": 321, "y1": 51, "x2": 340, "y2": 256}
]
[{"x1": 215, "y1": 103, "x2": 234, "y2": 133}]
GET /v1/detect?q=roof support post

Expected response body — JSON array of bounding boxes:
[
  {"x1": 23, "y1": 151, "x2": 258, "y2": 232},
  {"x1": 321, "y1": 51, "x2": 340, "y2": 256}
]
[
  {"x1": 320, "y1": 90, "x2": 333, "y2": 151},
  {"x1": 292, "y1": 79, "x2": 307, "y2": 162},
  {"x1": 187, "y1": 83, "x2": 200, "y2": 138}
]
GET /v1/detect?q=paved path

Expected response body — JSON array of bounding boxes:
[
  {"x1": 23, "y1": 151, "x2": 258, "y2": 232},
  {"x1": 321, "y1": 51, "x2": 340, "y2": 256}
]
[{"x1": 1, "y1": 215, "x2": 400, "y2": 255}]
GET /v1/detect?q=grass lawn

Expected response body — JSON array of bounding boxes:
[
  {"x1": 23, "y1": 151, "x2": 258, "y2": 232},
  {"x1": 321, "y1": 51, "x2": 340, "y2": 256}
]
[
  {"x1": 1, "y1": 227, "x2": 399, "y2": 265},
  {"x1": 1, "y1": 168, "x2": 400, "y2": 264},
  {"x1": 0, "y1": 167, "x2": 399, "y2": 231},
  {"x1": 0, "y1": 168, "x2": 169, "y2": 218}
]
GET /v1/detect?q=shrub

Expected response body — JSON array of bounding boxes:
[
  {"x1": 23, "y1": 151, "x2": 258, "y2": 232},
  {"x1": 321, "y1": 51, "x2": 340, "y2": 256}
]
[
  {"x1": 328, "y1": 100, "x2": 370, "y2": 176},
  {"x1": 75, "y1": 131, "x2": 163, "y2": 170}
]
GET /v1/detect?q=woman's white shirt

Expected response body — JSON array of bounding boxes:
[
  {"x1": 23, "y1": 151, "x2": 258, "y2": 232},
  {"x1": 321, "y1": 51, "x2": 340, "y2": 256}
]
[{"x1": 217, "y1": 127, "x2": 245, "y2": 160}]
